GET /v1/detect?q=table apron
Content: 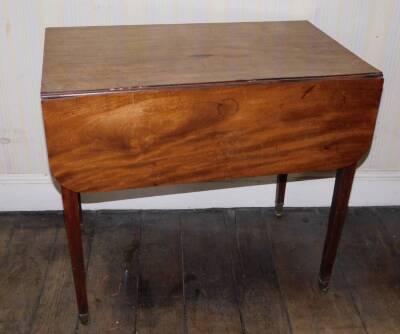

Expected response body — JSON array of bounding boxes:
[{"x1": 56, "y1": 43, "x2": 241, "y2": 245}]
[{"x1": 42, "y1": 77, "x2": 383, "y2": 192}]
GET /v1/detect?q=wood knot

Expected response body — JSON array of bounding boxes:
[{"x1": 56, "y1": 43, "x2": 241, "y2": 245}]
[{"x1": 216, "y1": 98, "x2": 239, "y2": 116}]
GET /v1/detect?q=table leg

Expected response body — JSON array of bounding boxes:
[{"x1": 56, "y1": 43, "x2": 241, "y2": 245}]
[
  {"x1": 61, "y1": 186, "x2": 89, "y2": 324},
  {"x1": 275, "y1": 174, "x2": 288, "y2": 217},
  {"x1": 78, "y1": 193, "x2": 82, "y2": 221},
  {"x1": 319, "y1": 163, "x2": 356, "y2": 292}
]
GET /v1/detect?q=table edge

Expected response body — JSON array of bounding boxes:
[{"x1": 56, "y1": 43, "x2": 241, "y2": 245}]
[{"x1": 41, "y1": 72, "x2": 383, "y2": 100}]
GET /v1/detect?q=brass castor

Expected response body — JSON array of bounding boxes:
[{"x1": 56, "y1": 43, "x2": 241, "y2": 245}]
[
  {"x1": 275, "y1": 203, "x2": 284, "y2": 217},
  {"x1": 79, "y1": 313, "x2": 89, "y2": 325},
  {"x1": 318, "y1": 276, "x2": 330, "y2": 293}
]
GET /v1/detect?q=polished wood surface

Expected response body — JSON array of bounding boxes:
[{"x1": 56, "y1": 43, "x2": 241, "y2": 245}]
[
  {"x1": 275, "y1": 174, "x2": 288, "y2": 217},
  {"x1": 61, "y1": 186, "x2": 88, "y2": 323},
  {"x1": 41, "y1": 21, "x2": 380, "y2": 97},
  {"x1": 43, "y1": 77, "x2": 382, "y2": 193},
  {"x1": 2, "y1": 208, "x2": 400, "y2": 333},
  {"x1": 319, "y1": 163, "x2": 357, "y2": 291},
  {"x1": 40, "y1": 21, "x2": 384, "y2": 322}
]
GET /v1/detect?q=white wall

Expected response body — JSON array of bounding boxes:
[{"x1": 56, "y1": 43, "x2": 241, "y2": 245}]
[
  {"x1": 314, "y1": 0, "x2": 400, "y2": 170},
  {"x1": 1, "y1": 0, "x2": 399, "y2": 210}
]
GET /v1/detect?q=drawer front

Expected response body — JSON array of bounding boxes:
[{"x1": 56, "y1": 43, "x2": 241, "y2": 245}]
[{"x1": 42, "y1": 77, "x2": 383, "y2": 192}]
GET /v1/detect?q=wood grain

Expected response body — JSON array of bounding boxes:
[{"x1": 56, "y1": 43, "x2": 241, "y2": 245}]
[
  {"x1": 339, "y1": 208, "x2": 400, "y2": 334},
  {"x1": 275, "y1": 174, "x2": 288, "y2": 217},
  {"x1": 30, "y1": 214, "x2": 94, "y2": 334},
  {"x1": 0, "y1": 215, "x2": 57, "y2": 333},
  {"x1": 61, "y1": 187, "x2": 88, "y2": 320},
  {"x1": 228, "y1": 209, "x2": 292, "y2": 333},
  {"x1": 41, "y1": 21, "x2": 380, "y2": 97},
  {"x1": 319, "y1": 164, "x2": 357, "y2": 291},
  {"x1": 29, "y1": 220, "x2": 77, "y2": 334},
  {"x1": 268, "y1": 208, "x2": 367, "y2": 333},
  {"x1": 182, "y1": 210, "x2": 242, "y2": 334},
  {"x1": 80, "y1": 212, "x2": 140, "y2": 333},
  {"x1": 1, "y1": 209, "x2": 400, "y2": 333},
  {"x1": 136, "y1": 212, "x2": 184, "y2": 334},
  {"x1": 0, "y1": 215, "x2": 13, "y2": 262},
  {"x1": 42, "y1": 77, "x2": 382, "y2": 193}
]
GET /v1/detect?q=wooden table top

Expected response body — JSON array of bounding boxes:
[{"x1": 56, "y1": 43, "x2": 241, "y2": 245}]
[{"x1": 41, "y1": 21, "x2": 380, "y2": 98}]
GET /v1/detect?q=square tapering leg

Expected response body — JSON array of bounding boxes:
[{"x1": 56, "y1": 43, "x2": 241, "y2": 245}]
[
  {"x1": 275, "y1": 174, "x2": 288, "y2": 217},
  {"x1": 319, "y1": 163, "x2": 357, "y2": 292},
  {"x1": 61, "y1": 186, "x2": 89, "y2": 324}
]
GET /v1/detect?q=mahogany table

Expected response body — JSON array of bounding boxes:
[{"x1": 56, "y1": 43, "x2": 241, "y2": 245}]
[{"x1": 41, "y1": 21, "x2": 383, "y2": 324}]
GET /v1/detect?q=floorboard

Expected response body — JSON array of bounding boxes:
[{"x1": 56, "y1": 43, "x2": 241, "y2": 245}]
[
  {"x1": 0, "y1": 208, "x2": 399, "y2": 334},
  {"x1": 29, "y1": 214, "x2": 76, "y2": 334},
  {"x1": 228, "y1": 208, "x2": 292, "y2": 334},
  {"x1": 136, "y1": 211, "x2": 184, "y2": 334},
  {"x1": 0, "y1": 214, "x2": 58, "y2": 334},
  {"x1": 338, "y1": 208, "x2": 400, "y2": 334},
  {"x1": 269, "y1": 208, "x2": 366, "y2": 334},
  {"x1": 0, "y1": 214, "x2": 14, "y2": 261},
  {"x1": 79, "y1": 212, "x2": 139, "y2": 334},
  {"x1": 182, "y1": 209, "x2": 243, "y2": 334}
]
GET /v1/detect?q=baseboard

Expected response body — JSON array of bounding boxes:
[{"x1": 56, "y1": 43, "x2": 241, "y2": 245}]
[{"x1": 0, "y1": 171, "x2": 399, "y2": 211}]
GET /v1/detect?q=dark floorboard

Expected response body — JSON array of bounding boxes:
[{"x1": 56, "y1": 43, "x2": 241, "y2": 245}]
[{"x1": 0, "y1": 207, "x2": 399, "y2": 334}]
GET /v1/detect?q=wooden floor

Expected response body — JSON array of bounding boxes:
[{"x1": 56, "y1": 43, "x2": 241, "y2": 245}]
[{"x1": 0, "y1": 207, "x2": 399, "y2": 334}]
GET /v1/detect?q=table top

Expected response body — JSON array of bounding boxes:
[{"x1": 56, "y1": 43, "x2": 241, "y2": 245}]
[{"x1": 41, "y1": 21, "x2": 381, "y2": 98}]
